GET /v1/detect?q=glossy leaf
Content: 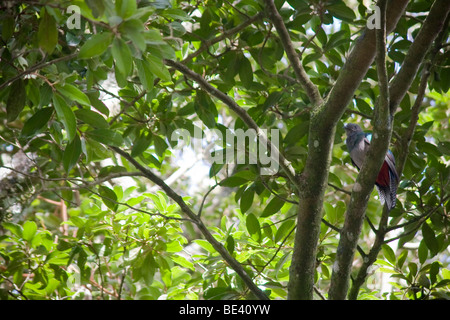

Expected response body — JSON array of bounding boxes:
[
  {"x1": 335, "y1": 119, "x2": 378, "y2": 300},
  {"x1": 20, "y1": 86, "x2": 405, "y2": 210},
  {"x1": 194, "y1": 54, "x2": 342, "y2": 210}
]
[
  {"x1": 240, "y1": 187, "x2": 254, "y2": 214},
  {"x1": 38, "y1": 9, "x2": 57, "y2": 54},
  {"x1": 99, "y1": 185, "x2": 118, "y2": 211},
  {"x1": 261, "y1": 196, "x2": 286, "y2": 218},
  {"x1": 53, "y1": 94, "x2": 77, "y2": 142},
  {"x1": 21, "y1": 107, "x2": 53, "y2": 137},
  {"x1": 111, "y1": 37, "x2": 133, "y2": 77},
  {"x1": 75, "y1": 109, "x2": 109, "y2": 129},
  {"x1": 56, "y1": 84, "x2": 91, "y2": 106},
  {"x1": 78, "y1": 32, "x2": 113, "y2": 59},
  {"x1": 135, "y1": 59, "x2": 154, "y2": 91},
  {"x1": 422, "y1": 222, "x2": 439, "y2": 257},
  {"x1": 246, "y1": 213, "x2": 261, "y2": 242},
  {"x1": 86, "y1": 128, "x2": 124, "y2": 147},
  {"x1": 22, "y1": 221, "x2": 37, "y2": 242},
  {"x1": 63, "y1": 134, "x2": 82, "y2": 172},
  {"x1": 6, "y1": 79, "x2": 26, "y2": 122},
  {"x1": 146, "y1": 54, "x2": 171, "y2": 81},
  {"x1": 239, "y1": 56, "x2": 253, "y2": 88}
]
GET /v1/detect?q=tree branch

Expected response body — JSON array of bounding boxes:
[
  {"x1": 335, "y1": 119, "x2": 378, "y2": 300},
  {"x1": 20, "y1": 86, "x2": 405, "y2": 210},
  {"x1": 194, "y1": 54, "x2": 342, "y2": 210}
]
[
  {"x1": 164, "y1": 58, "x2": 299, "y2": 191},
  {"x1": 182, "y1": 12, "x2": 264, "y2": 63},
  {"x1": 389, "y1": 0, "x2": 450, "y2": 115},
  {"x1": 0, "y1": 52, "x2": 78, "y2": 90},
  {"x1": 109, "y1": 146, "x2": 269, "y2": 300},
  {"x1": 286, "y1": 0, "x2": 408, "y2": 300},
  {"x1": 320, "y1": 0, "x2": 409, "y2": 128},
  {"x1": 263, "y1": 0, "x2": 323, "y2": 107},
  {"x1": 329, "y1": 0, "x2": 391, "y2": 300},
  {"x1": 347, "y1": 12, "x2": 450, "y2": 299}
]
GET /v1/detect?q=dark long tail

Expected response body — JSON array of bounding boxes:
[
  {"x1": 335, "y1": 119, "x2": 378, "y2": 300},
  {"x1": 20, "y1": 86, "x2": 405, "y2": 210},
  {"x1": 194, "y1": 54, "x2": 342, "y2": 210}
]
[{"x1": 375, "y1": 170, "x2": 398, "y2": 211}]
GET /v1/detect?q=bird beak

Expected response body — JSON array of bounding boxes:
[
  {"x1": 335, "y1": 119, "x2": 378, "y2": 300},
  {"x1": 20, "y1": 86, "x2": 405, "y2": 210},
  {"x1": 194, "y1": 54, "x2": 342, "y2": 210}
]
[{"x1": 344, "y1": 123, "x2": 349, "y2": 129}]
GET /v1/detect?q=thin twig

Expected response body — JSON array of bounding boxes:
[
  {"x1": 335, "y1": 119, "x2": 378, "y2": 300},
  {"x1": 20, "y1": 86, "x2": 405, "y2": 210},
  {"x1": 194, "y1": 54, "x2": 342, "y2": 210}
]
[
  {"x1": 164, "y1": 59, "x2": 299, "y2": 191},
  {"x1": 263, "y1": 0, "x2": 323, "y2": 107},
  {"x1": 197, "y1": 183, "x2": 219, "y2": 217},
  {"x1": 0, "y1": 52, "x2": 78, "y2": 90},
  {"x1": 182, "y1": 12, "x2": 264, "y2": 63},
  {"x1": 109, "y1": 146, "x2": 270, "y2": 300}
]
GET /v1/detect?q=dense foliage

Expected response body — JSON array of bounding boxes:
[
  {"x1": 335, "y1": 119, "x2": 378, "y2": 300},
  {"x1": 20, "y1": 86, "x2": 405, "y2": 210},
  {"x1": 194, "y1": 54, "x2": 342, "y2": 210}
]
[{"x1": 0, "y1": 0, "x2": 449, "y2": 300}]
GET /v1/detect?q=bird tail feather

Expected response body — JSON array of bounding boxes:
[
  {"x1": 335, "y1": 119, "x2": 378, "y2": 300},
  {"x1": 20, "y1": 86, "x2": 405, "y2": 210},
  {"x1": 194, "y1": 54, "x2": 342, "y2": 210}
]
[{"x1": 376, "y1": 170, "x2": 398, "y2": 211}]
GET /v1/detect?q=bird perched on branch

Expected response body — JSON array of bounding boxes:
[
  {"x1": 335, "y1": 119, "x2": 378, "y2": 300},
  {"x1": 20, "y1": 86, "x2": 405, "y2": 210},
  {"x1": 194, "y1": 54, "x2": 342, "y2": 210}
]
[{"x1": 344, "y1": 123, "x2": 399, "y2": 211}]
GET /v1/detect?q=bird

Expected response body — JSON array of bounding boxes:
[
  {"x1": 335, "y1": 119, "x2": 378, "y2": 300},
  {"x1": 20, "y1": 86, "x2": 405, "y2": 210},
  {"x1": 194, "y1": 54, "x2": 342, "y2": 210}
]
[{"x1": 344, "y1": 123, "x2": 399, "y2": 211}]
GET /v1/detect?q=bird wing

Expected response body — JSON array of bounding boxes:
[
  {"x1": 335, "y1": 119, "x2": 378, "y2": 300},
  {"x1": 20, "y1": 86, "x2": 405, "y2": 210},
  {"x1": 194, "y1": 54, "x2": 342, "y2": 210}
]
[
  {"x1": 385, "y1": 150, "x2": 399, "y2": 181},
  {"x1": 365, "y1": 132, "x2": 398, "y2": 180}
]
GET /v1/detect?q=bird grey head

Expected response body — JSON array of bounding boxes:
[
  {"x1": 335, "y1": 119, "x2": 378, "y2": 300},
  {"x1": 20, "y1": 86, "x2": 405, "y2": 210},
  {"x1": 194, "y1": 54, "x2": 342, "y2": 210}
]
[{"x1": 344, "y1": 123, "x2": 363, "y2": 136}]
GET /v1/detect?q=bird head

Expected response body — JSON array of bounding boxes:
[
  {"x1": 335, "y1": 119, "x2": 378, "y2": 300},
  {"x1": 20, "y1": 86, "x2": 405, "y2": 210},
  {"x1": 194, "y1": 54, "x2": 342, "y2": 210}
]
[{"x1": 344, "y1": 123, "x2": 363, "y2": 136}]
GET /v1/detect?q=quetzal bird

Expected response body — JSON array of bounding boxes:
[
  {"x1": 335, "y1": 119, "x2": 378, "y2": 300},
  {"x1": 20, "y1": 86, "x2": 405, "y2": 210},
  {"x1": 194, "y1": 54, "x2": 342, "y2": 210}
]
[{"x1": 344, "y1": 123, "x2": 399, "y2": 211}]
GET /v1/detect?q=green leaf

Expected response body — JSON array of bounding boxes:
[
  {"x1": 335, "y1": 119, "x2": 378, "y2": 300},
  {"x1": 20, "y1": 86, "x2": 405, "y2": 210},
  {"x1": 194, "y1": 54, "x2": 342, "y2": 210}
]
[
  {"x1": 87, "y1": 93, "x2": 110, "y2": 116},
  {"x1": 246, "y1": 213, "x2": 261, "y2": 241},
  {"x1": 85, "y1": 0, "x2": 106, "y2": 18},
  {"x1": 38, "y1": 9, "x2": 58, "y2": 54},
  {"x1": 437, "y1": 141, "x2": 450, "y2": 155},
  {"x1": 163, "y1": 8, "x2": 191, "y2": 21},
  {"x1": 116, "y1": 0, "x2": 137, "y2": 19},
  {"x1": 275, "y1": 220, "x2": 295, "y2": 243},
  {"x1": 63, "y1": 134, "x2": 82, "y2": 172},
  {"x1": 131, "y1": 133, "x2": 152, "y2": 157},
  {"x1": 99, "y1": 185, "x2": 118, "y2": 211},
  {"x1": 429, "y1": 261, "x2": 440, "y2": 285},
  {"x1": 135, "y1": 59, "x2": 154, "y2": 91},
  {"x1": 6, "y1": 79, "x2": 26, "y2": 122},
  {"x1": 53, "y1": 94, "x2": 77, "y2": 142},
  {"x1": 46, "y1": 251, "x2": 69, "y2": 266},
  {"x1": 166, "y1": 240, "x2": 183, "y2": 252},
  {"x1": 45, "y1": 278, "x2": 60, "y2": 295},
  {"x1": 55, "y1": 84, "x2": 91, "y2": 106},
  {"x1": 220, "y1": 176, "x2": 248, "y2": 188},
  {"x1": 422, "y1": 222, "x2": 439, "y2": 257},
  {"x1": 22, "y1": 221, "x2": 37, "y2": 242},
  {"x1": 21, "y1": 107, "x2": 53, "y2": 137},
  {"x1": 75, "y1": 109, "x2": 109, "y2": 129},
  {"x1": 382, "y1": 244, "x2": 396, "y2": 265},
  {"x1": 146, "y1": 193, "x2": 166, "y2": 212},
  {"x1": 225, "y1": 235, "x2": 235, "y2": 254},
  {"x1": 303, "y1": 52, "x2": 322, "y2": 66},
  {"x1": 2, "y1": 222, "x2": 23, "y2": 238},
  {"x1": 240, "y1": 187, "x2": 254, "y2": 214},
  {"x1": 194, "y1": 239, "x2": 216, "y2": 254},
  {"x1": 239, "y1": 56, "x2": 253, "y2": 88},
  {"x1": 111, "y1": 37, "x2": 133, "y2": 77},
  {"x1": 146, "y1": 54, "x2": 171, "y2": 81},
  {"x1": 261, "y1": 196, "x2": 285, "y2": 217},
  {"x1": 172, "y1": 255, "x2": 195, "y2": 271},
  {"x1": 284, "y1": 122, "x2": 309, "y2": 145},
  {"x1": 356, "y1": 98, "x2": 372, "y2": 115},
  {"x1": 153, "y1": 134, "x2": 168, "y2": 157},
  {"x1": 396, "y1": 250, "x2": 408, "y2": 269},
  {"x1": 262, "y1": 222, "x2": 273, "y2": 241},
  {"x1": 86, "y1": 128, "x2": 124, "y2": 147},
  {"x1": 79, "y1": 32, "x2": 113, "y2": 59},
  {"x1": 323, "y1": 202, "x2": 337, "y2": 224},
  {"x1": 2, "y1": 15, "x2": 15, "y2": 41},
  {"x1": 408, "y1": 262, "x2": 418, "y2": 279},
  {"x1": 203, "y1": 287, "x2": 237, "y2": 300},
  {"x1": 120, "y1": 19, "x2": 146, "y2": 52},
  {"x1": 418, "y1": 239, "x2": 428, "y2": 264},
  {"x1": 195, "y1": 91, "x2": 217, "y2": 128},
  {"x1": 326, "y1": 2, "x2": 356, "y2": 22}
]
